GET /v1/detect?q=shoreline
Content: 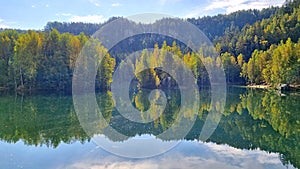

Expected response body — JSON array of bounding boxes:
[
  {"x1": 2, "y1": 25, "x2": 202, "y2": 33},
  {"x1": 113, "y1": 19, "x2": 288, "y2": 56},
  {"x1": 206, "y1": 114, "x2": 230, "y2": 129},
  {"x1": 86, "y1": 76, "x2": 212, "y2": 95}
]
[
  {"x1": 246, "y1": 84, "x2": 270, "y2": 89},
  {"x1": 245, "y1": 84, "x2": 300, "y2": 91}
]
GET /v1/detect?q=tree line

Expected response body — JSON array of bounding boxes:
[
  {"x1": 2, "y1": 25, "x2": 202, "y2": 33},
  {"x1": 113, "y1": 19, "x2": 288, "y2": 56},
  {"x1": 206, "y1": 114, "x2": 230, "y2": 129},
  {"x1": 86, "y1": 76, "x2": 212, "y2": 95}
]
[
  {"x1": 215, "y1": 0, "x2": 300, "y2": 85},
  {"x1": 1, "y1": 0, "x2": 300, "y2": 90},
  {"x1": 0, "y1": 29, "x2": 115, "y2": 91},
  {"x1": 0, "y1": 27, "x2": 240, "y2": 91},
  {"x1": 43, "y1": 0, "x2": 300, "y2": 87},
  {"x1": 241, "y1": 38, "x2": 300, "y2": 85}
]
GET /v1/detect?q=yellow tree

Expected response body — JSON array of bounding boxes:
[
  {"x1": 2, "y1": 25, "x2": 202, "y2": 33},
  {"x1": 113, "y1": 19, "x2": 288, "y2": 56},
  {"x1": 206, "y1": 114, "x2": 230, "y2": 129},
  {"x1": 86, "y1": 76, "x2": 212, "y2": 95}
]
[{"x1": 13, "y1": 31, "x2": 42, "y2": 89}]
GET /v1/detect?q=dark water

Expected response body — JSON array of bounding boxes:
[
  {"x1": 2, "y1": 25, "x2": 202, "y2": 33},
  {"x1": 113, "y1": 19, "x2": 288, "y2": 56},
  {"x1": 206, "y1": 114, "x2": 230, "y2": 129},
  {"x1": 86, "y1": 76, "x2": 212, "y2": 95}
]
[{"x1": 0, "y1": 87, "x2": 299, "y2": 169}]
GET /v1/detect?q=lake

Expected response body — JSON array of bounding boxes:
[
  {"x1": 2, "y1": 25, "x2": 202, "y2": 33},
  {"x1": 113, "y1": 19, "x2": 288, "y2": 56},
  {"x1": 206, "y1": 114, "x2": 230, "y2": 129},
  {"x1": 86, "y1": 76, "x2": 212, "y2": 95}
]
[{"x1": 0, "y1": 87, "x2": 299, "y2": 169}]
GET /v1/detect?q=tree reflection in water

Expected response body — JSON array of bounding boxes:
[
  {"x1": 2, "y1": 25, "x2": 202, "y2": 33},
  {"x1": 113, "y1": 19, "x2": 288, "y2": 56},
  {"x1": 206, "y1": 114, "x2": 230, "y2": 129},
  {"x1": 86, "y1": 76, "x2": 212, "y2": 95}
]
[{"x1": 0, "y1": 87, "x2": 298, "y2": 168}]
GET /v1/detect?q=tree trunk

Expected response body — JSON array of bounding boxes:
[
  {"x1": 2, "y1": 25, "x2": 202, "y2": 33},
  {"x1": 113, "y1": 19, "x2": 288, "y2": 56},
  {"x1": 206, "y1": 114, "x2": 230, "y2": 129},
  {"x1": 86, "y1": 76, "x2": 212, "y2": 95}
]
[{"x1": 20, "y1": 68, "x2": 24, "y2": 87}]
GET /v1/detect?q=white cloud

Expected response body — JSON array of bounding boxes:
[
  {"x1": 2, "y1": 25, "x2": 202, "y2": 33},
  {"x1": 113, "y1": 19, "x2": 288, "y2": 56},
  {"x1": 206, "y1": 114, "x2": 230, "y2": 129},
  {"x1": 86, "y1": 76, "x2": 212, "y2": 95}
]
[
  {"x1": 205, "y1": 0, "x2": 285, "y2": 14},
  {"x1": 89, "y1": 0, "x2": 101, "y2": 6},
  {"x1": 69, "y1": 15, "x2": 107, "y2": 23},
  {"x1": 204, "y1": 142, "x2": 281, "y2": 164},
  {"x1": 54, "y1": 14, "x2": 107, "y2": 23},
  {"x1": 111, "y1": 3, "x2": 121, "y2": 7},
  {"x1": 184, "y1": 7, "x2": 206, "y2": 18},
  {"x1": 60, "y1": 155, "x2": 241, "y2": 169},
  {"x1": 31, "y1": 5, "x2": 36, "y2": 8},
  {"x1": 0, "y1": 24, "x2": 10, "y2": 29},
  {"x1": 0, "y1": 18, "x2": 10, "y2": 29},
  {"x1": 57, "y1": 142, "x2": 285, "y2": 169},
  {"x1": 46, "y1": 4, "x2": 49, "y2": 8}
]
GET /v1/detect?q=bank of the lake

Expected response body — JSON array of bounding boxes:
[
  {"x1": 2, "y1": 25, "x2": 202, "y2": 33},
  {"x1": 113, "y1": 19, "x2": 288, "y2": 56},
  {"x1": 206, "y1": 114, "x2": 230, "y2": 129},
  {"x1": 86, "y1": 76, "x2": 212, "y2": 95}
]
[{"x1": 245, "y1": 84, "x2": 300, "y2": 91}]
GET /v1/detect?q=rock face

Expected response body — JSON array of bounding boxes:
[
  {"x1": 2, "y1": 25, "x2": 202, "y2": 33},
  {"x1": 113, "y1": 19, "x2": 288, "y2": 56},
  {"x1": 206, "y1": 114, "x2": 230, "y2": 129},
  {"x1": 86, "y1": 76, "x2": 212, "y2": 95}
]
[{"x1": 276, "y1": 84, "x2": 290, "y2": 91}]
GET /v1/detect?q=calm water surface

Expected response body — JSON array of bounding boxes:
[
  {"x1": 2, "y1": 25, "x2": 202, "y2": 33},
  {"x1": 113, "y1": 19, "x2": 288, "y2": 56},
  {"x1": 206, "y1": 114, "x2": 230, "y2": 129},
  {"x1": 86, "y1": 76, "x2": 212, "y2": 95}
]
[{"x1": 0, "y1": 87, "x2": 299, "y2": 169}]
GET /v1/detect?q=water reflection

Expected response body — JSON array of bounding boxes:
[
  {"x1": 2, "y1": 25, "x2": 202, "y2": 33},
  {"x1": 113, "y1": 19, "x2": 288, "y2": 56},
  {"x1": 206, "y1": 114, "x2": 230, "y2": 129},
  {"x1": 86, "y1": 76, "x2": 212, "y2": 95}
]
[
  {"x1": 0, "y1": 88, "x2": 299, "y2": 168},
  {"x1": 0, "y1": 93, "x2": 89, "y2": 147},
  {"x1": 60, "y1": 141, "x2": 293, "y2": 169}
]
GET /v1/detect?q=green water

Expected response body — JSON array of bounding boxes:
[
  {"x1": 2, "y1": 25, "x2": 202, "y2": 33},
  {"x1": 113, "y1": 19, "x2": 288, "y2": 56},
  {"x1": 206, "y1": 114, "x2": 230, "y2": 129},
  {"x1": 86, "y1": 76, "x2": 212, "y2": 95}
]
[{"x1": 0, "y1": 87, "x2": 299, "y2": 169}]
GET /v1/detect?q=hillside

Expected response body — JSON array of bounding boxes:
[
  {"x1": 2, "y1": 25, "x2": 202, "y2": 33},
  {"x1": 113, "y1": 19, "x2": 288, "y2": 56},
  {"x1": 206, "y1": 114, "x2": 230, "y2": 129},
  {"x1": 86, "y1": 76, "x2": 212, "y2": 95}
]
[{"x1": 0, "y1": 0, "x2": 299, "y2": 91}]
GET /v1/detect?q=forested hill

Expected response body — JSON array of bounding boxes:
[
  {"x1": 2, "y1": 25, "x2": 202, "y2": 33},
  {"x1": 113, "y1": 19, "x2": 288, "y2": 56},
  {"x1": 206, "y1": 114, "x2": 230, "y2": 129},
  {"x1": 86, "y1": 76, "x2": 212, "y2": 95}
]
[
  {"x1": 44, "y1": 17, "x2": 120, "y2": 36},
  {"x1": 187, "y1": 7, "x2": 279, "y2": 40},
  {"x1": 216, "y1": 0, "x2": 300, "y2": 59},
  {"x1": 44, "y1": 8, "x2": 279, "y2": 40},
  {"x1": 217, "y1": 0, "x2": 300, "y2": 85},
  {"x1": 0, "y1": 0, "x2": 299, "y2": 92},
  {"x1": 43, "y1": 0, "x2": 300, "y2": 87}
]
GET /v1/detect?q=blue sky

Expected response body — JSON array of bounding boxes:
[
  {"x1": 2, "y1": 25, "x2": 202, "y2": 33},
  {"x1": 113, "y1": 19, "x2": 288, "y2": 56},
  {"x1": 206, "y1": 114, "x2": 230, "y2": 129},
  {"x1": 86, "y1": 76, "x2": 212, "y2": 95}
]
[{"x1": 0, "y1": 0, "x2": 285, "y2": 30}]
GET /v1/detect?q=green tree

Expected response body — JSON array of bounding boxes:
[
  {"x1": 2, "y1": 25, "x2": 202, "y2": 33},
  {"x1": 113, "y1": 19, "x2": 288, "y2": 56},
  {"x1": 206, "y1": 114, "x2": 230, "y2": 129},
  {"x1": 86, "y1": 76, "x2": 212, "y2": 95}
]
[
  {"x1": 13, "y1": 31, "x2": 42, "y2": 90},
  {"x1": 0, "y1": 30, "x2": 18, "y2": 88}
]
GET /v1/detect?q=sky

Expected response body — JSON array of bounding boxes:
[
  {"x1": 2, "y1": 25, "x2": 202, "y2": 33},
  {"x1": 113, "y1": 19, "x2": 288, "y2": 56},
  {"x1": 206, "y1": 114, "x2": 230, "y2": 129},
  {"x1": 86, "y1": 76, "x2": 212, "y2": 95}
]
[{"x1": 0, "y1": 0, "x2": 286, "y2": 30}]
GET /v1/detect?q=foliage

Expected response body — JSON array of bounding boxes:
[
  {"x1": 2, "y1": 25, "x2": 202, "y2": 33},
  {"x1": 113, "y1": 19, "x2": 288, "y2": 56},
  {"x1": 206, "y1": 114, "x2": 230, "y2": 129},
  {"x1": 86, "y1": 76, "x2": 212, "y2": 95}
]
[
  {"x1": 241, "y1": 38, "x2": 300, "y2": 85},
  {"x1": 1, "y1": 0, "x2": 300, "y2": 90},
  {"x1": 0, "y1": 29, "x2": 116, "y2": 91}
]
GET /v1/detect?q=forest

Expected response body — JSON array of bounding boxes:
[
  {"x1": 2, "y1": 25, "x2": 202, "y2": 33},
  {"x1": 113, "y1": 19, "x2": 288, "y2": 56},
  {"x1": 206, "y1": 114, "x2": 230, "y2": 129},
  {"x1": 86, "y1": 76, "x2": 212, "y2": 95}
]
[{"x1": 0, "y1": 0, "x2": 299, "y2": 91}]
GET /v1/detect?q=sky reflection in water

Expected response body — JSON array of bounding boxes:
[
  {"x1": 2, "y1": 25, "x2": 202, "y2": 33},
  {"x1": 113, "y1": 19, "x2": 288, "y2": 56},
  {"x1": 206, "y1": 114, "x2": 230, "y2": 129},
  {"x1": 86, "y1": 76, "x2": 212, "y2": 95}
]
[{"x1": 0, "y1": 138, "x2": 293, "y2": 169}]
